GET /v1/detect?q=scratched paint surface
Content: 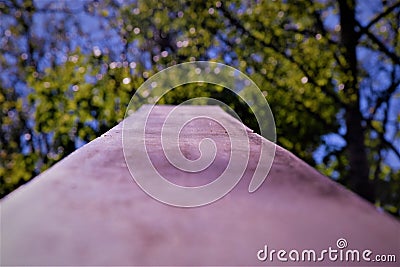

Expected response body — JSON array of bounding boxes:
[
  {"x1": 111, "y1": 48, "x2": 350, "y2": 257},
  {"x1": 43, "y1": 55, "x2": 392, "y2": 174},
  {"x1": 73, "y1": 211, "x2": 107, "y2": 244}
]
[{"x1": 1, "y1": 105, "x2": 399, "y2": 266}]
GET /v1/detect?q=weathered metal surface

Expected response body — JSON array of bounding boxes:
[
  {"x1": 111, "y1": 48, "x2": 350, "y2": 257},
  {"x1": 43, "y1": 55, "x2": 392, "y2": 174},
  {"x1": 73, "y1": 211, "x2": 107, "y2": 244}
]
[{"x1": 1, "y1": 105, "x2": 399, "y2": 266}]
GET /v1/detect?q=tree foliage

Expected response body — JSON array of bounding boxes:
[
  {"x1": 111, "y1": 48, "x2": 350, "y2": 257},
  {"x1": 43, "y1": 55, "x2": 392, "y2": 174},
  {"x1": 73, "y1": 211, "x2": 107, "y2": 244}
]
[{"x1": 0, "y1": 0, "x2": 399, "y2": 215}]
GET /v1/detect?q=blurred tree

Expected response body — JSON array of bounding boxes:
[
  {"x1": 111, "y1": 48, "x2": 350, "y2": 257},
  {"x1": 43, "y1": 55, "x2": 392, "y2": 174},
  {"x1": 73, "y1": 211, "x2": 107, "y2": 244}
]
[
  {"x1": 0, "y1": 0, "x2": 140, "y2": 195},
  {"x1": 110, "y1": 0, "x2": 400, "y2": 213},
  {"x1": 0, "y1": 0, "x2": 399, "y2": 215}
]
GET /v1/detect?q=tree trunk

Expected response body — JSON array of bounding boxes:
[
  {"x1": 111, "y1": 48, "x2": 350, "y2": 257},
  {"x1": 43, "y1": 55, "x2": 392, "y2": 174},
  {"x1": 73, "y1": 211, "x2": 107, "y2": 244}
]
[{"x1": 338, "y1": 0, "x2": 374, "y2": 202}]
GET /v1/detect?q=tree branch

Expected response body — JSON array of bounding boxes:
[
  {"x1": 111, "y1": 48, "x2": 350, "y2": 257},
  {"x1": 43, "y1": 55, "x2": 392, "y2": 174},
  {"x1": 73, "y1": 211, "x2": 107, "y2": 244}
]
[
  {"x1": 382, "y1": 136, "x2": 400, "y2": 160},
  {"x1": 366, "y1": 80, "x2": 400, "y2": 122},
  {"x1": 366, "y1": 119, "x2": 400, "y2": 161},
  {"x1": 363, "y1": 1, "x2": 400, "y2": 32},
  {"x1": 356, "y1": 20, "x2": 400, "y2": 65},
  {"x1": 219, "y1": 2, "x2": 345, "y2": 107}
]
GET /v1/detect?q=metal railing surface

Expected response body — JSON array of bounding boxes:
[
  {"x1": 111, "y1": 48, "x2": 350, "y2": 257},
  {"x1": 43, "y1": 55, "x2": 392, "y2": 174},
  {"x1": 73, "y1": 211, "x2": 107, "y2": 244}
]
[{"x1": 1, "y1": 105, "x2": 399, "y2": 266}]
